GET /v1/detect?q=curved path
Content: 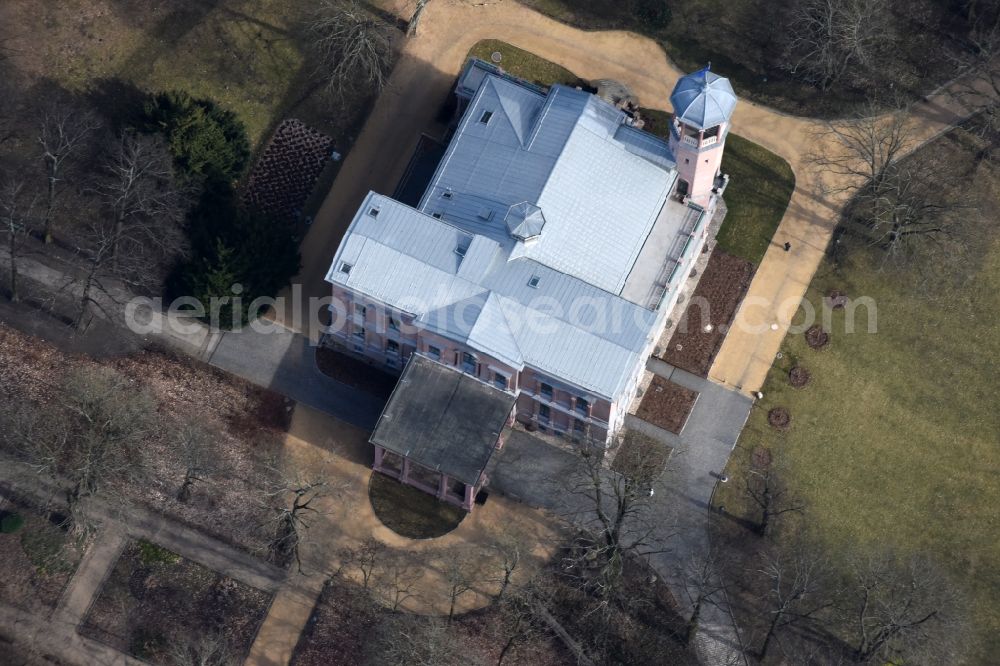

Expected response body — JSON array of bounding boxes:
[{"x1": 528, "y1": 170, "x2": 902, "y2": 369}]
[{"x1": 286, "y1": 0, "x2": 981, "y2": 394}]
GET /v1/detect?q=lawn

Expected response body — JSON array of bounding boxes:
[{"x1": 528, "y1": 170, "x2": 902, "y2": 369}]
[
  {"x1": 714, "y1": 127, "x2": 1000, "y2": 663},
  {"x1": 5, "y1": 0, "x2": 373, "y2": 151},
  {"x1": 467, "y1": 39, "x2": 582, "y2": 88},
  {"x1": 368, "y1": 471, "x2": 466, "y2": 539},
  {"x1": 465, "y1": 43, "x2": 793, "y2": 266}
]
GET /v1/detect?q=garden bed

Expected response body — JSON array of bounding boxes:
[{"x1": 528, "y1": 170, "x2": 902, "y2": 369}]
[
  {"x1": 80, "y1": 539, "x2": 272, "y2": 665},
  {"x1": 634, "y1": 377, "x2": 698, "y2": 435},
  {"x1": 0, "y1": 497, "x2": 87, "y2": 611},
  {"x1": 659, "y1": 249, "x2": 755, "y2": 376},
  {"x1": 316, "y1": 346, "x2": 399, "y2": 400}
]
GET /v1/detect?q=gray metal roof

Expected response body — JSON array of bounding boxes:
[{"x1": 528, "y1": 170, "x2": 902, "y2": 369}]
[
  {"x1": 670, "y1": 67, "x2": 737, "y2": 130},
  {"x1": 326, "y1": 66, "x2": 711, "y2": 400},
  {"x1": 370, "y1": 354, "x2": 514, "y2": 486}
]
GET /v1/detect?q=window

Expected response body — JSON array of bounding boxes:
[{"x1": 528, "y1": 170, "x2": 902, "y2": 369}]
[
  {"x1": 493, "y1": 372, "x2": 508, "y2": 389},
  {"x1": 386, "y1": 339, "x2": 399, "y2": 354},
  {"x1": 455, "y1": 242, "x2": 469, "y2": 258},
  {"x1": 357, "y1": 304, "x2": 367, "y2": 318},
  {"x1": 576, "y1": 397, "x2": 590, "y2": 416},
  {"x1": 527, "y1": 275, "x2": 540, "y2": 289},
  {"x1": 461, "y1": 352, "x2": 477, "y2": 373},
  {"x1": 339, "y1": 262, "x2": 352, "y2": 274},
  {"x1": 368, "y1": 206, "x2": 380, "y2": 218},
  {"x1": 574, "y1": 419, "x2": 586, "y2": 434},
  {"x1": 353, "y1": 325, "x2": 365, "y2": 339},
  {"x1": 540, "y1": 382, "x2": 553, "y2": 400},
  {"x1": 538, "y1": 404, "x2": 550, "y2": 421},
  {"x1": 353, "y1": 343, "x2": 364, "y2": 353},
  {"x1": 427, "y1": 345, "x2": 441, "y2": 360},
  {"x1": 479, "y1": 110, "x2": 493, "y2": 124},
  {"x1": 389, "y1": 317, "x2": 400, "y2": 332}
]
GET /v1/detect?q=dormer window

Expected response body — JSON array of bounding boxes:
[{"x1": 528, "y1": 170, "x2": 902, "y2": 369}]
[
  {"x1": 368, "y1": 206, "x2": 380, "y2": 218},
  {"x1": 339, "y1": 262, "x2": 352, "y2": 274},
  {"x1": 455, "y1": 242, "x2": 469, "y2": 258},
  {"x1": 442, "y1": 190, "x2": 453, "y2": 200},
  {"x1": 479, "y1": 110, "x2": 493, "y2": 124},
  {"x1": 527, "y1": 275, "x2": 540, "y2": 288}
]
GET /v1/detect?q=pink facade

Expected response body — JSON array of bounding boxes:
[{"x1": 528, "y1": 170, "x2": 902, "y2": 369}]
[
  {"x1": 326, "y1": 284, "x2": 614, "y2": 444},
  {"x1": 669, "y1": 119, "x2": 728, "y2": 208}
]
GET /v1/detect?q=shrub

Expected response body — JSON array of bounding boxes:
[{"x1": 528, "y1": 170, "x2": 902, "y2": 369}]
[
  {"x1": 137, "y1": 539, "x2": 181, "y2": 565},
  {"x1": 173, "y1": 180, "x2": 301, "y2": 328},
  {"x1": 631, "y1": 0, "x2": 671, "y2": 29},
  {"x1": 1, "y1": 512, "x2": 24, "y2": 534},
  {"x1": 143, "y1": 91, "x2": 250, "y2": 181}
]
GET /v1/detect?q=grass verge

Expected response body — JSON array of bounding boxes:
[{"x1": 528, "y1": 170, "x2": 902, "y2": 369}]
[{"x1": 713, "y1": 127, "x2": 1000, "y2": 663}]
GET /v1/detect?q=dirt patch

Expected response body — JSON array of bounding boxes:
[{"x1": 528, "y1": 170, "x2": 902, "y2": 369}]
[
  {"x1": 0, "y1": 323, "x2": 286, "y2": 555},
  {"x1": 805, "y1": 325, "x2": 830, "y2": 350},
  {"x1": 291, "y1": 574, "x2": 570, "y2": 666},
  {"x1": 0, "y1": 497, "x2": 87, "y2": 611},
  {"x1": 788, "y1": 366, "x2": 812, "y2": 389},
  {"x1": 826, "y1": 290, "x2": 849, "y2": 309},
  {"x1": 634, "y1": 377, "x2": 698, "y2": 434},
  {"x1": 751, "y1": 446, "x2": 773, "y2": 470},
  {"x1": 768, "y1": 407, "x2": 791, "y2": 431},
  {"x1": 659, "y1": 249, "x2": 755, "y2": 377},
  {"x1": 80, "y1": 539, "x2": 272, "y2": 665},
  {"x1": 316, "y1": 346, "x2": 399, "y2": 400}
]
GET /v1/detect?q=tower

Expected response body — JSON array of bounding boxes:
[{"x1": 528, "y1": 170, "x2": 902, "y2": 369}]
[{"x1": 667, "y1": 66, "x2": 737, "y2": 207}]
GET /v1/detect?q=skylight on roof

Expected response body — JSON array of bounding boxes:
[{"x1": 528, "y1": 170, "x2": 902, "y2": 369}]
[
  {"x1": 368, "y1": 206, "x2": 380, "y2": 218},
  {"x1": 442, "y1": 190, "x2": 453, "y2": 200},
  {"x1": 339, "y1": 262, "x2": 352, "y2": 274},
  {"x1": 527, "y1": 275, "x2": 540, "y2": 288},
  {"x1": 479, "y1": 110, "x2": 493, "y2": 124}
]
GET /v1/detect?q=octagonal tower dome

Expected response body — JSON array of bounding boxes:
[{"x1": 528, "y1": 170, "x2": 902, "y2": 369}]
[{"x1": 670, "y1": 66, "x2": 737, "y2": 130}]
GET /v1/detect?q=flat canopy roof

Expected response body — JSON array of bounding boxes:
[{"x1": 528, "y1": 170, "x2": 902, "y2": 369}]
[{"x1": 370, "y1": 354, "x2": 516, "y2": 486}]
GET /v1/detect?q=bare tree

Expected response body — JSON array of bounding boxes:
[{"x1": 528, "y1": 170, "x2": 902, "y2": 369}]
[
  {"x1": 96, "y1": 130, "x2": 186, "y2": 267},
  {"x1": 375, "y1": 550, "x2": 422, "y2": 611},
  {"x1": 815, "y1": 106, "x2": 969, "y2": 263},
  {"x1": 342, "y1": 536, "x2": 386, "y2": 589},
  {"x1": 365, "y1": 613, "x2": 462, "y2": 666},
  {"x1": 1, "y1": 366, "x2": 155, "y2": 529},
  {"x1": 490, "y1": 526, "x2": 523, "y2": 599},
  {"x1": 443, "y1": 548, "x2": 483, "y2": 623},
  {"x1": 307, "y1": 0, "x2": 396, "y2": 100},
  {"x1": 174, "y1": 423, "x2": 216, "y2": 503},
  {"x1": 37, "y1": 105, "x2": 101, "y2": 243},
  {"x1": 951, "y1": 21, "x2": 1000, "y2": 143},
  {"x1": 680, "y1": 543, "x2": 730, "y2": 645},
  {"x1": 561, "y1": 432, "x2": 672, "y2": 599},
  {"x1": 494, "y1": 587, "x2": 542, "y2": 666},
  {"x1": 167, "y1": 630, "x2": 234, "y2": 666},
  {"x1": 261, "y1": 470, "x2": 327, "y2": 572},
  {"x1": 754, "y1": 545, "x2": 833, "y2": 662},
  {"x1": 784, "y1": 0, "x2": 893, "y2": 90},
  {"x1": 70, "y1": 131, "x2": 186, "y2": 329},
  {"x1": 744, "y1": 466, "x2": 804, "y2": 537},
  {"x1": 407, "y1": 0, "x2": 432, "y2": 36},
  {"x1": 844, "y1": 549, "x2": 967, "y2": 664},
  {"x1": 0, "y1": 178, "x2": 36, "y2": 303}
]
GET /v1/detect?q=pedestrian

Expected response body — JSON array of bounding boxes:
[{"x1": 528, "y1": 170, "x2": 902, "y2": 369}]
[{"x1": 783, "y1": 241, "x2": 791, "y2": 252}]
